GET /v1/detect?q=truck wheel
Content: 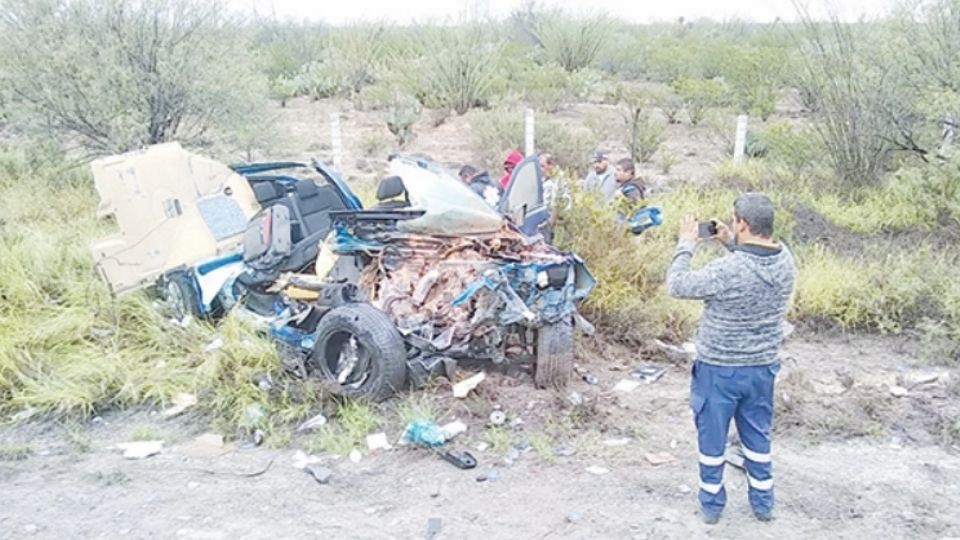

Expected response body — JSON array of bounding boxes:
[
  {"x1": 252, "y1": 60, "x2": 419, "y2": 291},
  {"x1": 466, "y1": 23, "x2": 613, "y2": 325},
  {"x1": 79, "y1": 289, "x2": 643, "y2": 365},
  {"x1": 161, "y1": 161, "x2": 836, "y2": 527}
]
[
  {"x1": 308, "y1": 303, "x2": 407, "y2": 401},
  {"x1": 162, "y1": 273, "x2": 201, "y2": 322},
  {"x1": 534, "y1": 317, "x2": 574, "y2": 389}
]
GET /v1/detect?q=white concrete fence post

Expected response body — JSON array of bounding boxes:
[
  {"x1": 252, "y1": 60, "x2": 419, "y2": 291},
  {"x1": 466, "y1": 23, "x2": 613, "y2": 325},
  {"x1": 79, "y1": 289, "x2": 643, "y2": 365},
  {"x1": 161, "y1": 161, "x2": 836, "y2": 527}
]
[
  {"x1": 524, "y1": 108, "x2": 535, "y2": 157},
  {"x1": 733, "y1": 114, "x2": 748, "y2": 164},
  {"x1": 330, "y1": 112, "x2": 343, "y2": 174}
]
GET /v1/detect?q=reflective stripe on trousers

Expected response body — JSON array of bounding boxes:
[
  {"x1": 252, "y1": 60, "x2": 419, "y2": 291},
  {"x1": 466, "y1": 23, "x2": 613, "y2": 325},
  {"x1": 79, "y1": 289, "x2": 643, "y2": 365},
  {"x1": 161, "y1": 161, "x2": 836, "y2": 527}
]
[{"x1": 690, "y1": 360, "x2": 779, "y2": 515}]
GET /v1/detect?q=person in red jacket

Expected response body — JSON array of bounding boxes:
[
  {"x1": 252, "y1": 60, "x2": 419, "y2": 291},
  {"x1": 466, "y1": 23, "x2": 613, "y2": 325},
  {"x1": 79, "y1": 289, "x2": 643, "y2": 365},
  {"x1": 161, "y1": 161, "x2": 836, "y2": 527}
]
[{"x1": 500, "y1": 149, "x2": 524, "y2": 189}]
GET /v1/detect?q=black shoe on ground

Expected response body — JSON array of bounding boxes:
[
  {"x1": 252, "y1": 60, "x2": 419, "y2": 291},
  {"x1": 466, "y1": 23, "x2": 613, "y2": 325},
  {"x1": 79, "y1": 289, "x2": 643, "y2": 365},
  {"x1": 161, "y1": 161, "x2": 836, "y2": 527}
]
[
  {"x1": 702, "y1": 511, "x2": 721, "y2": 525},
  {"x1": 753, "y1": 510, "x2": 774, "y2": 522}
]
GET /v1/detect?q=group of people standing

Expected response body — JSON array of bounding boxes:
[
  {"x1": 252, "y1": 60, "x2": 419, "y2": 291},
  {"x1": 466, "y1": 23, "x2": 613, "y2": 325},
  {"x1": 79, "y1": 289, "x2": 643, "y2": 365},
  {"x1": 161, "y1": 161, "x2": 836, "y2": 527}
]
[{"x1": 457, "y1": 149, "x2": 647, "y2": 211}]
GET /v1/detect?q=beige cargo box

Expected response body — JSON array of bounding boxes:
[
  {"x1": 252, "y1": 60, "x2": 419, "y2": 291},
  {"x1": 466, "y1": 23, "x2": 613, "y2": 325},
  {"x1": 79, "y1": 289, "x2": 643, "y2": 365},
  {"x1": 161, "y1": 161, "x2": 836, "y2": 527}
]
[{"x1": 90, "y1": 142, "x2": 260, "y2": 295}]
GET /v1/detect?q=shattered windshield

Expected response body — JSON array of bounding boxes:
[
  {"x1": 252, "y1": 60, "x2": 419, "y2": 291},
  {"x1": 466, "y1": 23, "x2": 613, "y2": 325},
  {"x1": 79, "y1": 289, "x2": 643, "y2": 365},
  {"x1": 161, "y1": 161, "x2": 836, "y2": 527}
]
[{"x1": 389, "y1": 157, "x2": 503, "y2": 235}]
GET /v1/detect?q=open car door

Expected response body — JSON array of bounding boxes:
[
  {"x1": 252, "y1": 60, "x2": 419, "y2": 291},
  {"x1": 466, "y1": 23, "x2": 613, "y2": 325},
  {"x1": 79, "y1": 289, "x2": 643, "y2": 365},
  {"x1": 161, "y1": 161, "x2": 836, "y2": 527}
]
[{"x1": 497, "y1": 155, "x2": 550, "y2": 237}]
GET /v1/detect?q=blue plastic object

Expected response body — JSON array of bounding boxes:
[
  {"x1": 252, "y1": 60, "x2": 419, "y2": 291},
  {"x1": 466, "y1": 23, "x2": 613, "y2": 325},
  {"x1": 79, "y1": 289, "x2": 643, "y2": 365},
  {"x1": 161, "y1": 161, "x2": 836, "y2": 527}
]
[
  {"x1": 403, "y1": 420, "x2": 448, "y2": 447},
  {"x1": 629, "y1": 206, "x2": 663, "y2": 235}
]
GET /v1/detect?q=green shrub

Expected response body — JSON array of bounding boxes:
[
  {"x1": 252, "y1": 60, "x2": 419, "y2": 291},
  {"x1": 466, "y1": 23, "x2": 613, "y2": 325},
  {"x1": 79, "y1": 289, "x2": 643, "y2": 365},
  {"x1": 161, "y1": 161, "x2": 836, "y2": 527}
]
[
  {"x1": 0, "y1": 152, "x2": 323, "y2": 433},
  {"x1": 553, "y1": 183, "x2": 737, "y2": 342},
  {"x1": 513, "y1": 62, "x2": 576, "y2": 113},
  {"x1": 269, "y1": 76, "x2": 299, "y2": 107},
  {"x1": 404, "y1": 26, "x2": 503, "y2": 115},
  {"x1": 672, "y1": 77, "x2": 729, "y2": 125},
  {"x1": 758, "y1": 121, "x2": 823, "y2": 176},
  {"x1": 515, "y1": 9, "x2": 613, "y2": 72},
  {"x1": 382, "y1": 91, "x2": 421, "y2": 148},
  {"x1": 791, "y1": 245, "x2": 955, "y2": 334},
  {"x1": 652, "y1": 87, "x2": 684, "y2": 125},
  {"x1": 0, "y1": 0, "x2": 268, "y2": 156},
  {"x1": 609, "y1": 85, "x2": 666, "y2": 162}
]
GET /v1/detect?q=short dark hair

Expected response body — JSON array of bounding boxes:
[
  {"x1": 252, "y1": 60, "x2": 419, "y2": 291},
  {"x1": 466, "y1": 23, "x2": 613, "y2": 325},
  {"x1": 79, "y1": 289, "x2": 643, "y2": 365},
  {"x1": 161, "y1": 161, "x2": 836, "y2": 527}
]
[
  {"x1": 616, "y1": 158, "x2": 634, "y2": 174},
  {"x1": 459, "y1": 164, "x2": 477, "y2": 178},
  {"x1": 734, "y1": 192, "x2": 775, "y2": 238},
  {"x1": 540, "y1": 152, "x2": 556, "y2": 165}
]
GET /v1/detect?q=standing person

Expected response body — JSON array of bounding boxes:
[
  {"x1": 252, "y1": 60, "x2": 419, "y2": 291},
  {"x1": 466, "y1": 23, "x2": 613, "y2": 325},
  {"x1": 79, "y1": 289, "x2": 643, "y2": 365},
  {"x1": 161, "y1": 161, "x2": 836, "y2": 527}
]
[
  {"x1": 583, "y1": 150, "x2": 617, "y2": 201},
  {"x1": 666, "y1": 193, "x2": 796, "y2": 525},
  {"x1": 500, "y1": 149, "x2": 524, "y2": 189},
  {"x1": 539, "y1": 152, "x2": 570, "y2": 211},
  {"x1": 458, "y1": 164, "x2": 501, "y2": 207},
  {"x1": 614, "y1": 158, "x2": 646, "y2": 202}
]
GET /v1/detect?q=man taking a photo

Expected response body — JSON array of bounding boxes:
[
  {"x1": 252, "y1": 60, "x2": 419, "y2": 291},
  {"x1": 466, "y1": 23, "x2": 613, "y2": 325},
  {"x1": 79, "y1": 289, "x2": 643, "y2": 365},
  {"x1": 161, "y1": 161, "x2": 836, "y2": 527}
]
[{"x1": 666, "y1": 193, "x2": 796, "y2": 525}]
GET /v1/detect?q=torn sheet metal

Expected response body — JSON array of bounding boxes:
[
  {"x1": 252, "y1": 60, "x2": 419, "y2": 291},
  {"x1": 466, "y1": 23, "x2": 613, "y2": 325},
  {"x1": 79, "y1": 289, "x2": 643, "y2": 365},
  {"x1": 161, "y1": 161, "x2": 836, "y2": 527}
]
[
  {"x1": 388, "y1": 158, "x2": 504, "y2": 235},
  {"x1": 326, "y1": 221, "x2": 594, "y2": 360}
]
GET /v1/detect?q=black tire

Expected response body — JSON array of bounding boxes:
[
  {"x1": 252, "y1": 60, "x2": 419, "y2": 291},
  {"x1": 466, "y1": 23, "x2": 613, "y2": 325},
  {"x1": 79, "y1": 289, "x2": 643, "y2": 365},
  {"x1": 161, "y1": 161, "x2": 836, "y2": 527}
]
[
  {"x1": 308, "y1": 303, "x2": 407, "y2": 401},
  {"x1": 162, "y1": 273, "x2": 202, "y2": 321},
  {"x1": 534, "y1": 318, "x2": 575, "y2": 389}
]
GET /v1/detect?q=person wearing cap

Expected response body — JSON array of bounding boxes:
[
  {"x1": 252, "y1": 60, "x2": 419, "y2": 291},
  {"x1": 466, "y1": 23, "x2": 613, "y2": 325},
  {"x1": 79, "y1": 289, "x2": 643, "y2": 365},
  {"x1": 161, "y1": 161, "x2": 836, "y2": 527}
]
[
  {"x1": 459, "y1": 164, "x2": 502, "y2": 207},
  {"x1": 666, "y1": 193, "x2": 796, "y2": 525},
  {"x1": 583, "y1": 150, "x2": 617, "y2": 201}
]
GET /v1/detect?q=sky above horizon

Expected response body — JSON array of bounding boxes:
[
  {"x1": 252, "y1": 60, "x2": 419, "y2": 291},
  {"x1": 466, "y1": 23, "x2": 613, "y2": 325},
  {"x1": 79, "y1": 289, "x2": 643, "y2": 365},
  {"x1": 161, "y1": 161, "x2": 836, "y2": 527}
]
[{"x1": 230, "y1": 0, "x2": 898, "y2": 25}]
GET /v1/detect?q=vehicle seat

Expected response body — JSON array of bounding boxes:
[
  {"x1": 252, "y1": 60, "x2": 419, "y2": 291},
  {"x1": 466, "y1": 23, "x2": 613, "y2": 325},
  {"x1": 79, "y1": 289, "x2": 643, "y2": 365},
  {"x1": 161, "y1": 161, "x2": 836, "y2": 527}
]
[
  {"x1": 374, "y1": 176, "x2": 409, "y2": 209},
  {"x1": 252, "y1": 182, "x2": 283, "y2": 206}
]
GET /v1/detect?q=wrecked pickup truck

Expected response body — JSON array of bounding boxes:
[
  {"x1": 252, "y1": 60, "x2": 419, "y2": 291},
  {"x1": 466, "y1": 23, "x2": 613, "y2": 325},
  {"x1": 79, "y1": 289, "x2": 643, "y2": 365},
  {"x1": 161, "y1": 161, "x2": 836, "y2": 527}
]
[{"x1": 91, "y1": 144, "x2": 595, "y2": 400}]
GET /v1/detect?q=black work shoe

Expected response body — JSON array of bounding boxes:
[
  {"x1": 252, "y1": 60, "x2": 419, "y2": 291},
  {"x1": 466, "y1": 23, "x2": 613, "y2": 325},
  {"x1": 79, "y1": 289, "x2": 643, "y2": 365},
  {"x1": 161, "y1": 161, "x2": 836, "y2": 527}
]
[
  {"x1": 702, "y1": 511, "x2": 721, "y2": 525},
  {"x1": 754, "y1": 510, "x2": 774, "y2": 522}
]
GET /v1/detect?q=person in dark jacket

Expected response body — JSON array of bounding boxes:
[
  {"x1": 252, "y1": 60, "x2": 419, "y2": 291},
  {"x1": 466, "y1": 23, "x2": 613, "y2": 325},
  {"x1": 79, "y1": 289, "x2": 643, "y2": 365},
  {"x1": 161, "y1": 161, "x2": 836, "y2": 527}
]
[
  {"x1": 614, "y1": 158, "x2": 646, "y2": 202},
  {"x1": 459, "y1": 164, "x2": 502, "y2": 207}
]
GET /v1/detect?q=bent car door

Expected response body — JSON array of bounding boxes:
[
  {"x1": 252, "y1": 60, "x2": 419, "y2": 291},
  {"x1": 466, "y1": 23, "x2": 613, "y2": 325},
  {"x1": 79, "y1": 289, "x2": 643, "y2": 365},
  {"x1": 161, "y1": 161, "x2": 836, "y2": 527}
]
[{"x1": 497, "y1": 155, "x2": 549, "y2": 237}]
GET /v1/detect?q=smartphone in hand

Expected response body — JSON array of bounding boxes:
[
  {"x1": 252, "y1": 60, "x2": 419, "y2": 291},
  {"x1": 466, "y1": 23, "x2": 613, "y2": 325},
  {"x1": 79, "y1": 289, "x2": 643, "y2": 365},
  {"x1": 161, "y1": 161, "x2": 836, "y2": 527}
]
[{"x1": 698, "y1": 220, "x2": 718, "y2": 239}]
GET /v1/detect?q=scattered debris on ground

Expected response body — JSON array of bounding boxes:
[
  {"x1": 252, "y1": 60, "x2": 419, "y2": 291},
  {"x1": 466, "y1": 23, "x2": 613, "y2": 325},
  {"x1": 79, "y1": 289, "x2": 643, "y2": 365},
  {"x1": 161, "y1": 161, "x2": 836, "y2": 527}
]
[{"x1": 116, "y1": 441, "x2": 163, "y2": 459}]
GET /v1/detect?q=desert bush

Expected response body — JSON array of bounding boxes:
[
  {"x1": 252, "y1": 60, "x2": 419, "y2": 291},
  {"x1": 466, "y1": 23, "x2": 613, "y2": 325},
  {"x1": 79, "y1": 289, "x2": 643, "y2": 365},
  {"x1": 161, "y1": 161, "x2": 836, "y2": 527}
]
[
  {"x1": 513, "y1": 62, "x2": 576, "y2": 113},
  {"x1": 291, "y1": 25, "x2": 387, "y2": 101},
  {"x1": 793, "y1": 13, "x2": 908, "y2": 186},
  {"x1": 402, "y1": 26, "x2": 503, "y2": 115},
  {"x1": 718, "y1": 45, "x2": 787, "y2": 120},
  {"x1": 645, "y1": 39, "x2": 699, "y2": 83},
  {"x1": 595, "y1": 31, "x2": 648, "y2": 79},
  {"x1": 791, "y1": 244, "x2": 958, "y2": 334},
  {"x1": 652, "y1": 88, "x2": 684, "y2": 125},
  {"x1": 269, "y1": 76, "x2": 299, "y2": 108},
  {"x1": 381, "y1": 90, "x2": 421, "y2": 148},
  {"x1": 758, "y1": 121, "x2": 824, "y2": 177},
  {"x1": 673, "y1": 77, "x2": 728, "y2": 125},
  {"x1": 0, "y1": 0, "x2": 267, "y2": 157},
  {"x1": 658, "y1": 151, "x2": 678, "y2": 174},
  {"x1": 294, "y1": 61, "x2": 341, "y2": 100},
  {"x1": 609, "y1": 85, "x2": 666, "y2": 162},
  {"x1": 254, "y1": 20, "x2": 326, "y2": 81},
  {"x1": 513, "y1": 9, "x2": 613, "y2": 72}
]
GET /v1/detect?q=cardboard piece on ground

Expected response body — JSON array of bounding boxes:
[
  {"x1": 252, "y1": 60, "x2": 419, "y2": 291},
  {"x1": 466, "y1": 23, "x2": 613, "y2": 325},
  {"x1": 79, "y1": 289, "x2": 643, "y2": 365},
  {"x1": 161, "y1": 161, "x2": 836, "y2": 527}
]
[
  {"x1": 162, "y1": 393, "x2": 198, "y2": 419},
  {"x1": 613, "y1": 379, "x2": 641, "y2": 393},
  {"x1": 183, "y1": 433, "x2": 234, "y2": 458},
  {"x1": 117, "y1": 441, "x2": 164, "y2": 459},
  {"x1": 453, "y1": 372, "x2": 486, "y2": 398},
  {"x1": 644, "y1": 451, "x2": 676, "y2": 466}
]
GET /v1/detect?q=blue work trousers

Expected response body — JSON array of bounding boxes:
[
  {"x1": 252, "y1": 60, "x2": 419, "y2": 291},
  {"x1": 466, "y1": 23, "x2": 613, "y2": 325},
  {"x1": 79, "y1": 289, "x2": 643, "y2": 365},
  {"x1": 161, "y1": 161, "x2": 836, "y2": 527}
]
[{"x1": 689, "y1": 360, "x2": 780, "y2": 516}]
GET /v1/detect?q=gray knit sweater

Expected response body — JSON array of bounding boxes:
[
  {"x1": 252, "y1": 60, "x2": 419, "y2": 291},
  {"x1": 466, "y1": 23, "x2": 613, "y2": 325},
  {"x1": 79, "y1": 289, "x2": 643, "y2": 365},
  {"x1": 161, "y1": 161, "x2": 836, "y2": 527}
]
[{"x1": 666, "y1": 239, "x2": 796, "y2": 367}]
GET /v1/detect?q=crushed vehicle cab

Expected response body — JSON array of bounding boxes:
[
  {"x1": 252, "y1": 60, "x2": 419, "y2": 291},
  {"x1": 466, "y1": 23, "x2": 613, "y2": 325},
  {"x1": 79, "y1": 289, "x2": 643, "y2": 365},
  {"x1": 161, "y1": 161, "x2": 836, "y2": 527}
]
[
  {"x1": 268, "y1": 155, "x2": 595, "y2": 400},
  {"x1": 92, "y1": 144, "x2": 595, "y2": 401}
]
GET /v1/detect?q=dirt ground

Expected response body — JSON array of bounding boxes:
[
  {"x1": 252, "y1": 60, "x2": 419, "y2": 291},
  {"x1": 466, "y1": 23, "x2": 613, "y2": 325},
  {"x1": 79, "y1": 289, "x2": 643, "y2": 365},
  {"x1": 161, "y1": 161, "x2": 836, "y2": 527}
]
[{"x1": 3, "y1": 335, "x2": 959, "y2": 540}]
